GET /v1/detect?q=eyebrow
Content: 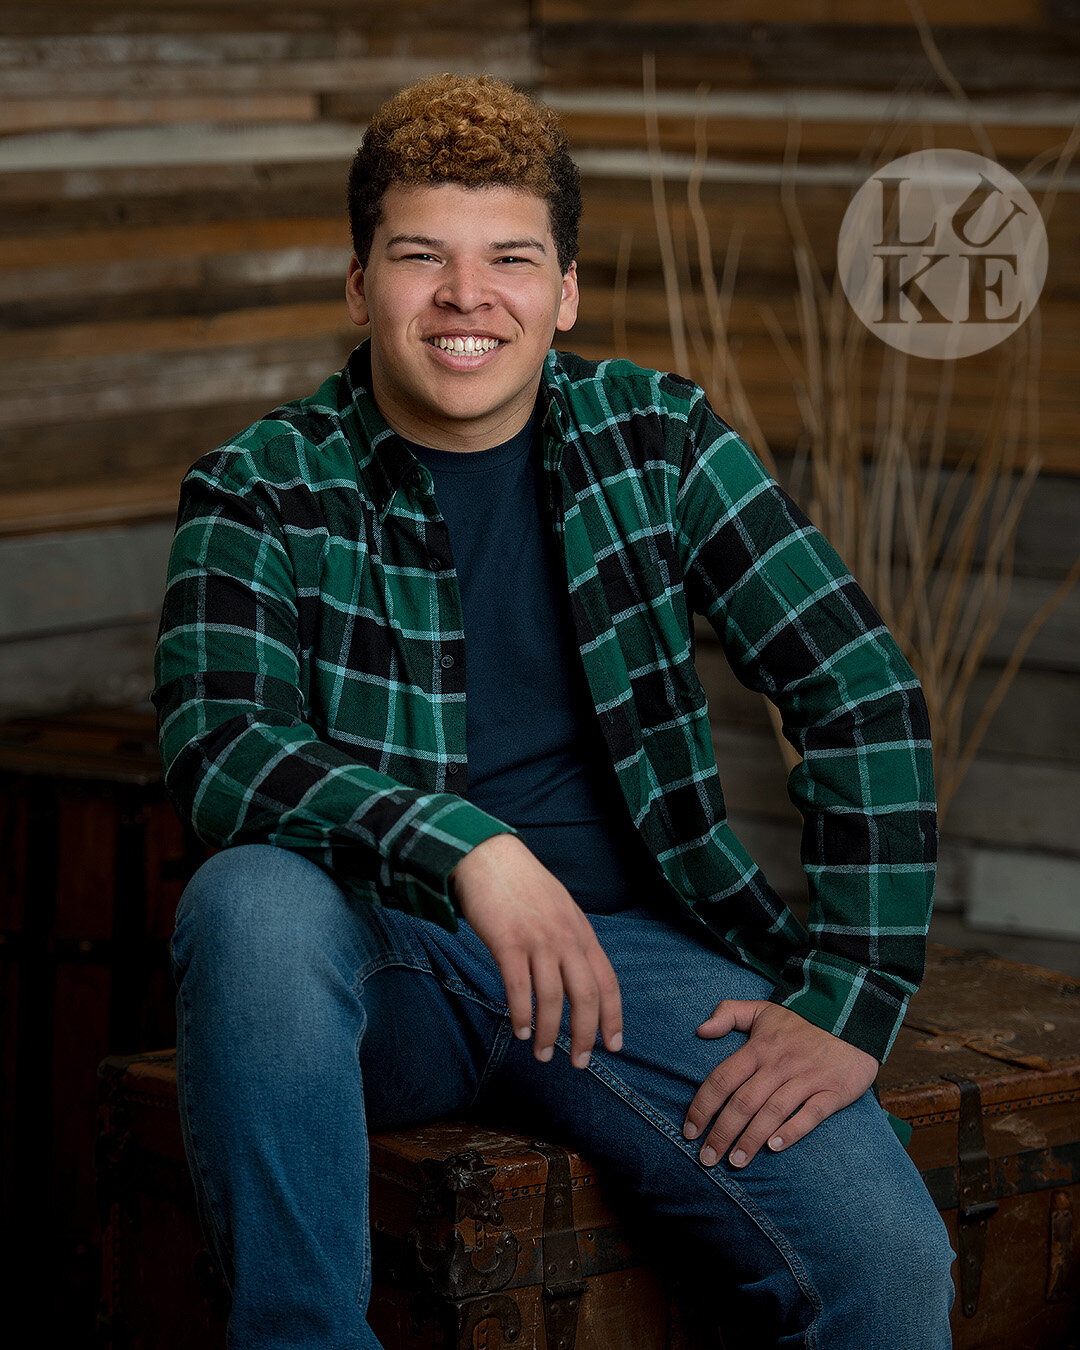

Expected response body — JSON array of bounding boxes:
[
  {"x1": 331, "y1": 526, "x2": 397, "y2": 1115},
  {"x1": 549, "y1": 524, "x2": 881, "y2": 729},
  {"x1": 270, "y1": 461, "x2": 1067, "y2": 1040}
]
[
  {"x1": 384, "y1": 233, "x2": 547, "y2": 254},
  {"x1": 490, "y1": 237, "x2": 547, "y2": 254},
  {"x1": 384, "y1": 234, "x2": 444, "y2": 250}
]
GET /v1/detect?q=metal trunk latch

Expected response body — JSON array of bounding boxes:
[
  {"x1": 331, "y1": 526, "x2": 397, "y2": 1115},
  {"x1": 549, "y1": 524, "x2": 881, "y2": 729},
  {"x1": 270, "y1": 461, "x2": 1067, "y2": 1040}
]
[
  {"x1": 941, "y1": 1071, "x2": 998, "y2": 1317},
  {"x1": 407, "y1": 1148, "x2": 522, "y2": 1344},
  {"x1": 531, "y1": 1141, "x2": 588, "y2": 1349}
]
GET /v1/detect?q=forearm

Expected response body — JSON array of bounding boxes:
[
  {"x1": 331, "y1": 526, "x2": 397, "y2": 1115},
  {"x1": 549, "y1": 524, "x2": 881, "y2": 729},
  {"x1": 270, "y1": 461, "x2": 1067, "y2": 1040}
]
[
  {"x1": 156, "y1": 683, "x2": 517, "y2": 925},
  {"x1": 677, "y1": 393, "x2": 937, "y2": 1060},
  {"x1": 154, "y1": 460, "x2": 518, "y2": 926},
  {"x1": 768, "y1": 669, "x2": 937, "y2": 1060}
]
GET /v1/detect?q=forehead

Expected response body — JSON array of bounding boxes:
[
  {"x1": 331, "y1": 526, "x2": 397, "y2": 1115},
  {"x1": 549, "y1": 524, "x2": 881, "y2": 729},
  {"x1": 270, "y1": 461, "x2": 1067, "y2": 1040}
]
[{"x1": 374, "y1": 181, "x2": 555, "y2": 245}]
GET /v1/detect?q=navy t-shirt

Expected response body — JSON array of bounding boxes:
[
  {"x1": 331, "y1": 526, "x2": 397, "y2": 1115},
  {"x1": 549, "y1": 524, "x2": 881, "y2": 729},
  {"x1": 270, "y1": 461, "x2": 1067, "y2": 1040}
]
[{"x1": 403, "y1": 404, "x2": 664, "y2": 914}]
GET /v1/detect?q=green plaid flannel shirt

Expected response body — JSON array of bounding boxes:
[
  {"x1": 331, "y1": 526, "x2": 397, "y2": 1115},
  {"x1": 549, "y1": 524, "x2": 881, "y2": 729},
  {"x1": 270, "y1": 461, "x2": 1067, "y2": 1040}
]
[{"x1": 153, "y1": 340, "x2": 936, "y2": 1063}]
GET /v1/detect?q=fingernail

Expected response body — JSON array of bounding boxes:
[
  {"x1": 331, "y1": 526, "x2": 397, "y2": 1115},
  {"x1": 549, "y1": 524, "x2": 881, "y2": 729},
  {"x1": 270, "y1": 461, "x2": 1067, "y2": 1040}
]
[
  {"x1": 538, "y1": 1045, "x2": 554, "y2": 1062},
  {"x1": 515, "y1": 1026, "x2": 531, "y2": 1040},
  {"x1": 683, "y1": 1122, "x2": 698, "y2": 1140},
  {"x1": 609, "y1": 1032, "x2": 623, "y2": 1052},
  {"x1": 768, "y1": 1136, "x2": 784, "y2": 1151},
  {"x1": 573, "y1": 1050, "x2": 590, "y2": 1069},
  {"x1": 700, "y1": 1146, "x2": 717, "y2": 1167},
  {"x1": 729, "y1": 1149, "x2": 747, "y2": 1168}
]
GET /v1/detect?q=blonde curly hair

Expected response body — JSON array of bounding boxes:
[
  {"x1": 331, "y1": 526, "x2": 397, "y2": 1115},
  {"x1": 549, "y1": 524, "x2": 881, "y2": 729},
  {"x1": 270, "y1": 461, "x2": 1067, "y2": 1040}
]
[{"x1": 347, "y1": 74, "x2": 581, "y2": 273}]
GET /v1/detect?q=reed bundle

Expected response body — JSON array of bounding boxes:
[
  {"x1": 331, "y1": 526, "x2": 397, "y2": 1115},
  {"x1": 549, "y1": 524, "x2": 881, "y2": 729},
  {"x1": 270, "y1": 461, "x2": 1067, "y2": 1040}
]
[{"x1": 630, "y1": 53, "x2": 1079, "y2": 824}]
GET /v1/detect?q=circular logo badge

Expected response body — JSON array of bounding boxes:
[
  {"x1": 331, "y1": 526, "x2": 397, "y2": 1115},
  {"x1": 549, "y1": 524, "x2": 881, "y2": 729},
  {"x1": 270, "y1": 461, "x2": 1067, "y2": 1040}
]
[{"x1": 837, "y1": 149, "x2": 1048, "y2": 359}]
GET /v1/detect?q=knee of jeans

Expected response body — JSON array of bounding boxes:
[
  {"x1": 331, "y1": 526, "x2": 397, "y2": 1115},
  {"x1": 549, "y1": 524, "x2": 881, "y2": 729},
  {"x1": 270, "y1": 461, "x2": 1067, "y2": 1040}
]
[
  {"x1": 850, "y1": 1188, "x2": 956, "y2": 1313},
  {"x1": 171, "y1": 843, "x2": 344, "y2": 983}
]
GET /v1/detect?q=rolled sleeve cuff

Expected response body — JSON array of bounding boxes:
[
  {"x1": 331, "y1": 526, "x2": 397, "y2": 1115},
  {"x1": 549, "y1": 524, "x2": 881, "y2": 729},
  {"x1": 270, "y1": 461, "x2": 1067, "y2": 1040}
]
[
  {"x1": 768, "y1": 949, "x2": 918, "y2": 1063},
  {"x1": 381, "y1": 795, "x2": 521, "y2": 929}
]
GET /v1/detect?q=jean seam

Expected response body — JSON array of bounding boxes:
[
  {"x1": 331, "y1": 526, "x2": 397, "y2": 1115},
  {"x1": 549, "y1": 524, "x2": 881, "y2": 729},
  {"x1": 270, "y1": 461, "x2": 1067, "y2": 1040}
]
[
  {"x1": 561, "y1": 1035, "x2": 825, "y2": 1347},
  {"x1": 355, "y1": 1115, "x2": 372, "y2": 1318},
  {"x1": 470, "y1": 1016, "x2": 514, "y2": 1108}
]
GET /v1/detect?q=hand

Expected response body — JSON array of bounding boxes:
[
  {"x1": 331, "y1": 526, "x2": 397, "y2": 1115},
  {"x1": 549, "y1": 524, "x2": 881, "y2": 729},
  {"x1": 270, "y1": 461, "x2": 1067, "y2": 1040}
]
[
  {"x1": 681, "y1": 999, "x2": 878, "y2": 1169},
  {"x1": 449, "y1": 833, "x2": 623, "y2": 1070}
]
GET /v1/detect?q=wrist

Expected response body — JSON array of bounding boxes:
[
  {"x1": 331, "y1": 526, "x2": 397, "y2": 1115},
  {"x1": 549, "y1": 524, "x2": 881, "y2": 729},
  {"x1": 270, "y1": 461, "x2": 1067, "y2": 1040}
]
[{"x1": 450, "y1": 830, "x2": 520, "y2": 885}]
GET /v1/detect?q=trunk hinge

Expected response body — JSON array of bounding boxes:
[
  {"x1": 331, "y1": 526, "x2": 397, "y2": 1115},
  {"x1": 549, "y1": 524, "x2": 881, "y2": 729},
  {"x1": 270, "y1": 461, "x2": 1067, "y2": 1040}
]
[
  {"x1": 531, "y1": 1141, "x2": 588, "y2": 1349},
  {"x1": 941, "y1": 1071, "x2": 998, "y2": 1317}
]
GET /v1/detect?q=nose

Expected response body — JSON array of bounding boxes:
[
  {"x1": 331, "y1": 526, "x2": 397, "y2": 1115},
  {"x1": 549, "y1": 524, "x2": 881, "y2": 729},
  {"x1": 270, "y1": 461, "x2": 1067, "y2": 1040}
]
[{"x1": 434, "y1": 260, "x2": 494, "y2": 312}]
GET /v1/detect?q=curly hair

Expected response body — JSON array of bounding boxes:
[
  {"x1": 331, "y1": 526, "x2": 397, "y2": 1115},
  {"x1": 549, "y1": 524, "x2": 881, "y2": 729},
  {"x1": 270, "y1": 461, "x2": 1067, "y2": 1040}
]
[{"x1": 347, "y1": 74, "x2": 581, "y2": 274}]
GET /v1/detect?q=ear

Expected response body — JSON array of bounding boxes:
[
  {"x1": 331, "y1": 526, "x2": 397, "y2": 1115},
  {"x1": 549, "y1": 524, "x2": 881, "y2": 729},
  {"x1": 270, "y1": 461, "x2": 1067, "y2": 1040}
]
[
  {"x1": 345, "y1": 255, "x2": 370, "y2": 329},
  {"x1": 555, "y1": 260, "x2": 579, "y2": 333}
]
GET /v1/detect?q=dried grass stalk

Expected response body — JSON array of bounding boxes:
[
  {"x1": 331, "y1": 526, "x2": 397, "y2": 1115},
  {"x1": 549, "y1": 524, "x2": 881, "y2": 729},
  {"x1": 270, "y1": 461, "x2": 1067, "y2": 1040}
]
[{"x1": 630, "y1": 59, "x2": 1079, "y2": 824}]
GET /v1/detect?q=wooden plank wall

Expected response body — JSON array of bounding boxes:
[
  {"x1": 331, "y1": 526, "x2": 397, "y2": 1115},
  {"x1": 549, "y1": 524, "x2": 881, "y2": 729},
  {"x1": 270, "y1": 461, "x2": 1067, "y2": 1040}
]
[
  {"x1": 537, "y1": 1, "x2": 1080, "y2": 930},
  {"x1": 0, "y1": 0, "x2": 532, "y2": 707},
  {"x1": 1, "y1": 1, "x2": 1077, "y2": 928}
]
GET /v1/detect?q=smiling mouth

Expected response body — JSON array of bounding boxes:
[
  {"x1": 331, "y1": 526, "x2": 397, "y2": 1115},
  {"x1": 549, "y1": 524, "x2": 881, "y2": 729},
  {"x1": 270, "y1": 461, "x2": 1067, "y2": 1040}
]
[{"x1": 428, "y1": 335, "x2": 502, "y2": 354}]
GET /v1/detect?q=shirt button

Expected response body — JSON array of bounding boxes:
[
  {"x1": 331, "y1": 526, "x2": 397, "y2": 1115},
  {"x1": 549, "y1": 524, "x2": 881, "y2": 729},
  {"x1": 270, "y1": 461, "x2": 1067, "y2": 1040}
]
[
  {"x1": 440, "y1": 655, "x2": 454, "y2": 668},
  {"x1": 411, "y1": 467, "x2": 426, "y2": 489},
  {"x1": 428, "y1": 556, "x2": 441, "y2": 570}
]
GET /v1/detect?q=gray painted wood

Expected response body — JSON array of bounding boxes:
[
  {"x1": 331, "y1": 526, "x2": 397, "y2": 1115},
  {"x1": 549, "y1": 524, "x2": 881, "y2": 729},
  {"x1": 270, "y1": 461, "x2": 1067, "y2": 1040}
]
[
  {"x1": 0, "y1": 522, "x2": 173, "y2": 641},
  {"x1": 967, "y1": 849, "x2": 1080, "y2": 941},
  {"x1": 960, "y1": 666, "x2": 1080, "y2": 762},
  {"x1": 0, "y1": 58, "x2": 527, "y2": 99},
  {"x1": 927, "y1": 909, "x2": 1080, "y2": 981},
  {"x1": 0, "y1": 333, "x2": 350, "y2": 399},
  {"x1": 0, "y1": 623, "x2": 157, "y2": 720},
  {"x1": 0, "y1": 348, "x2": 348, "y2": 428}
]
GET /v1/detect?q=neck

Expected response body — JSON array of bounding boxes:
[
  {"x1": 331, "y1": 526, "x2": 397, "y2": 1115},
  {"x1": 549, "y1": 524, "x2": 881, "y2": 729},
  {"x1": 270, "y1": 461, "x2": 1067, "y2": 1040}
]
[{"x1": 378, "y1": 397, "x2": 538, "y2": 452}]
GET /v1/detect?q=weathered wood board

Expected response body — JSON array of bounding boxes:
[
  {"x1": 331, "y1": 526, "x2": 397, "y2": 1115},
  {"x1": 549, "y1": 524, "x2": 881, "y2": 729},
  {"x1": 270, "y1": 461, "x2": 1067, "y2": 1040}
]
[{"x1": 0, "y1": 0, "x2": 1075, "y2": 953}]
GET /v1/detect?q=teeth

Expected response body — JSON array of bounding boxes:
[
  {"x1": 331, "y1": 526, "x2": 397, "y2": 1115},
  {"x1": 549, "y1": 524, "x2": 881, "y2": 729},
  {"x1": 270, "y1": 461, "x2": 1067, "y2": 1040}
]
[{"x1": 431, "y1": 336, "x2": 500, "y2": 353}]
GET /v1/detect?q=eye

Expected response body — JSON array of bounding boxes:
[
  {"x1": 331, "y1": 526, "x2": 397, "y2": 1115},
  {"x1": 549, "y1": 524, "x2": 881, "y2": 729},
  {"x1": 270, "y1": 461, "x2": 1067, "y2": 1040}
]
[{"x1": 495, "y1": 255, "x2": 533, "y2": 265}]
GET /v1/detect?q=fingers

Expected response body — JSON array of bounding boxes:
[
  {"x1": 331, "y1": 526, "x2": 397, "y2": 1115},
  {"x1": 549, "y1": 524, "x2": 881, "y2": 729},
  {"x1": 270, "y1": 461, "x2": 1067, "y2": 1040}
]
[
  {"x1": 688, "y1": 1071, "x2": 832, "y2": 1169},
  {"x1": 682, "y1": 1047, "x2": 763, "y2": 1156},
  {"x1": 755, "y1": 1093, "x2": 837, "y2": 1154},
  {"x1": 530, "y1": 951, "x2": 565, "y2": 1064},
  {"x1": 681, "y1": 1004, "x2": 879, "y2": 1168},
  {"x1": 530, "y1": 931, "x2": 622, "y2": 1069},
  {"x1": 562, "y1": 945, "x2": 624, "y2": 1067},
  {"x1": 594, "y1": 953, "x2": 624, "y2": 1055},
  {"x1": 501, "y1": 945, "x2": 535, "y2": 1044},
  {"x1": 696, "y1": 998, "x2": 762, "y2": 1038},
  {"x1": 557, "y1": 955, "x2": 600, "y2": 1067},
  {"x1": 451, "y1": 836, "x2": 623, "y2": 1071}
]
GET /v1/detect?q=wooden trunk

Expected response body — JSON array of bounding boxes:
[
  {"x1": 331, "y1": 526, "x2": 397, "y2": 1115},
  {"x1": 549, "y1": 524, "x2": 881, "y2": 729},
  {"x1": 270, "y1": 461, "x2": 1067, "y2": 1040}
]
[
  {"x1": 95, "y1": 1051, "x2": 714, "y2": 1349},
  {"x1": 878, "y1": 946, "x2": 1080, "y2": 1349},
  {"x1": 364, "y1": 1118, "x2": 715, "y2": 1348},
  {"x1": 96, "y1": 945, "x2": 1080, "y2": 1349}
]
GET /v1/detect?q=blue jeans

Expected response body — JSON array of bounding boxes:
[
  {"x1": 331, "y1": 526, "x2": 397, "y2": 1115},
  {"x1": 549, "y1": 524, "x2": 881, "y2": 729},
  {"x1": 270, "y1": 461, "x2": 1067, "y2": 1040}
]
[{"x1": 171, "y1": 844, "x2": 955, "y2": 1349}]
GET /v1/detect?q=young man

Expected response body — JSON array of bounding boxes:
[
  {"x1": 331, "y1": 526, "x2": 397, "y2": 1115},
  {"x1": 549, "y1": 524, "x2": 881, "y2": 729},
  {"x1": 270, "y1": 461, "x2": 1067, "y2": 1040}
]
[{"x1": 155, "y1": 74, "x2": 955, "y2": 1348}]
